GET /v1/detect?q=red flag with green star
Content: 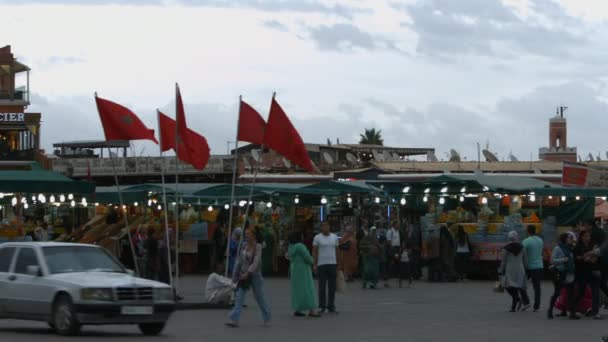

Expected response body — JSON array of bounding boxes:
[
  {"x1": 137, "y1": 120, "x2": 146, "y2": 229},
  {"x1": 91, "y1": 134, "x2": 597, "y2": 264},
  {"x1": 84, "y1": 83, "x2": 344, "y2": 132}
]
[{"x1": 95, "y1": 95, "x2": 158, "y2": 143}]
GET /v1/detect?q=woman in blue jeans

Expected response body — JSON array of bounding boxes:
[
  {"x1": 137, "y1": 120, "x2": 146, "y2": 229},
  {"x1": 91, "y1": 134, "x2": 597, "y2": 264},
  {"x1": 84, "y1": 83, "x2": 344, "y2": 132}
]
[{"x1": 226, "y1": 227, "x2": 271, "y2": 327}]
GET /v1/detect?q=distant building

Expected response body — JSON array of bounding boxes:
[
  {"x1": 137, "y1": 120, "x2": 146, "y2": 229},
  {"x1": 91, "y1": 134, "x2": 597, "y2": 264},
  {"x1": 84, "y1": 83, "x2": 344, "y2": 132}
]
[{"x1": 539, "y1": 107, "x2": 577, "y2": 162}]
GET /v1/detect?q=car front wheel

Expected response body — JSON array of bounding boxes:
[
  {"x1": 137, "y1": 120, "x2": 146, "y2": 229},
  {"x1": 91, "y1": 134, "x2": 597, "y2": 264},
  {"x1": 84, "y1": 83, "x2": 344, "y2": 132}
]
[
  {"x1": 138, "y1": 322, "x2": 166, "y2": 336},
  {"x1": 52, "y1": 295, "x2": 81, "y2": 336}
]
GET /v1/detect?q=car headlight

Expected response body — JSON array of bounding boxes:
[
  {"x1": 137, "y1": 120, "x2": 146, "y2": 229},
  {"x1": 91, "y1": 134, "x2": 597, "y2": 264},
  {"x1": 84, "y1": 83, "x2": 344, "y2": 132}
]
[
  {"x1": 81, "y1": 288, "x2": 114, "y2": 301},
  {"x1": 155, "y1": 288, "x2": 174, "y2": 301}
]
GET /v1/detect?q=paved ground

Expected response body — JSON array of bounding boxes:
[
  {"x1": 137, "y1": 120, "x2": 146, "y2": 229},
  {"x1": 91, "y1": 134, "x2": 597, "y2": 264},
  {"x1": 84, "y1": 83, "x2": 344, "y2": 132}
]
[{"x1": 0, "y1": 276, "x2": 606, "y2": 341}]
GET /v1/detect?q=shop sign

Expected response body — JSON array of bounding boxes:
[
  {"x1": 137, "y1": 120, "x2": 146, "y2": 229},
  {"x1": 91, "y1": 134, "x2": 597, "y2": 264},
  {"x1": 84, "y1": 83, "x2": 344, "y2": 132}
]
[
  {"x1": 563, "y1": 162, "x2": 608, "y2": 188},
  {"x1": 0, "y1": 113, "x2": 25, "y2": 122}
]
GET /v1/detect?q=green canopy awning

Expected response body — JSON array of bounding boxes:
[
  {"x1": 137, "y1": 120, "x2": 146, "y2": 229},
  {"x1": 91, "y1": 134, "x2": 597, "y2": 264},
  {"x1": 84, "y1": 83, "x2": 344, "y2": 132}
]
[
  {"x1": 0, "y1": 163, "x2": 95, "y2": 194},
  {"x1": 396, "y1": 174, "x2": 556, "y2": 195},
  {"x1": 534, "y1": 187, "x2": 608, "y2": 197},
  {"x1": 304, "y1": 180, "x2": 381, "y2": 194}
]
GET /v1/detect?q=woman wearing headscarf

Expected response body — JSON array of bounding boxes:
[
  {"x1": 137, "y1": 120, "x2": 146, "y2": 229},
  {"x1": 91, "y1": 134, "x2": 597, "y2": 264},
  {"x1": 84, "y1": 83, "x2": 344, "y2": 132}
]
[
  {"x1": 288, "y1": 231, "x2": 320, "y2": 317},
  {"x1": 228, "y1": 228, "x2": 243, "y2": 276},
  {"x1": 455, "y1": 225, "x2": 473, "y2": 281},
  {"x1": 548, "y1": 232, "x2": 580, "y2": 319},
  {"x1": 339, "y1": 226, "x2": 359, "y2": 282},
  {"x1": 499, "y1": 231, "x2": 531, "y2": 312},
  {"x1": 360, "y1": 227, "x2": 381, "y2": 289}
]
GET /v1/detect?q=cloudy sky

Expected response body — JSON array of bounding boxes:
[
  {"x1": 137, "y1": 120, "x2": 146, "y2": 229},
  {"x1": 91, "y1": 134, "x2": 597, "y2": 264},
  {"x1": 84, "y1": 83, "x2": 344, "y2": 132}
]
[{"x1": 3, "y1": 0, "x2": 608, "y2": 161}]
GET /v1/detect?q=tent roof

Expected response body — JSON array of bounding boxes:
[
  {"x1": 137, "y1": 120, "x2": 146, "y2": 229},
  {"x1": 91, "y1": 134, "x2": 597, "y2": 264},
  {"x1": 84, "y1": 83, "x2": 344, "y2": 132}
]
[
  {"x1": 304, "y1": 180, "x2": 381, "y2": 194},
  {"x1": 0, "y1": 163, "x2": 95, "y2": 194}
]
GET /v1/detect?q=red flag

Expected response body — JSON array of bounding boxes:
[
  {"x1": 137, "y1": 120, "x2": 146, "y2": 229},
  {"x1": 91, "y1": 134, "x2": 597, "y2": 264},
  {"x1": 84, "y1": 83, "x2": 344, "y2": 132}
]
[
  {"x1": 158, "y1": 111, "x2": 210, "y2": 170},
  {"x1": 158, "y1": 111, "x2": 175, "y2": 153},
  {"x1": 238, "y1": 100, "x2": 266, "y2": 145},
  {"x1": 95, "y1": 95, "x2": 158, "y2": 143},
  {"x1": 175, "y1": 84, "x2": 191, "y2": 163},
  {"x1": 262, "y1": 97, "x2": 317, "y2": 173}
]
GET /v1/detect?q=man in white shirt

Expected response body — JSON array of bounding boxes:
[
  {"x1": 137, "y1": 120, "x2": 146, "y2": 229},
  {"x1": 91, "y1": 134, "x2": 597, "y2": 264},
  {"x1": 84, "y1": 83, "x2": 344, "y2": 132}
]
[
  {"x1": 313, "y1": 222, "x2": 340, "y2": 314},
  {"x1": 386, "y1": 222, "x2": 401, "y2": 282}
]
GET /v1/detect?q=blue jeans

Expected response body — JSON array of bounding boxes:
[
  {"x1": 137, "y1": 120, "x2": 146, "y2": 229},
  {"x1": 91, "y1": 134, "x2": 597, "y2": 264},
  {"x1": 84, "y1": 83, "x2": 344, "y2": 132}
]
[{"x1": 228, "y1": 273, "x2": 271, "y2": 323}]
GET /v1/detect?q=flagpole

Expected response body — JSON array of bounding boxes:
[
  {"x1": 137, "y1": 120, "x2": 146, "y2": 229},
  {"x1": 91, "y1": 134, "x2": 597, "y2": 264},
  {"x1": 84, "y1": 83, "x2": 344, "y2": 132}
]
[
  {"x1": 95, "y1": 92, "x2": 139, "y2": 277},
  {"x1": 224, "y1": 95, "x2": 242, "y2": 277},
  {"x1": 157, "y1": 110, "x2": 174, "y2": 289},
  {"x1": 174, "y1": 83, "x2": 181, "y2": 294}
]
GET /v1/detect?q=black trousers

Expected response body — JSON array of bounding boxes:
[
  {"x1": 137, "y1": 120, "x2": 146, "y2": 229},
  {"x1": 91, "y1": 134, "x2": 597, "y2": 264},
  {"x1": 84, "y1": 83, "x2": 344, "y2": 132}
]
[
  {"x1": 527, "y1": 269, "x2": 543, "y2": 310},
  {"x1": 398, "y1": 261, "x2": 413, "y2": 286},
  {"x1": 318, "y1": 264, "x2": 337, "y2": 311},
  {"x1": 576, "y1": 274, "x2": 600, "y2": 315},
  {"x1": 506, "y1": 287, "x2": 530, "y2": 311}
]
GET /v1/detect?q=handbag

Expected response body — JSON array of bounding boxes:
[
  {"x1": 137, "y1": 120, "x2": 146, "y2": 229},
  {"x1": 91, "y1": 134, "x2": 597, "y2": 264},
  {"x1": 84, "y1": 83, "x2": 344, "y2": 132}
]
[
  {"x1": 336, "y1": 270, "x2": 347, "y2": 293},
  {"x1": 236, "y1": 245, "x2": 256, "y2": 290}
]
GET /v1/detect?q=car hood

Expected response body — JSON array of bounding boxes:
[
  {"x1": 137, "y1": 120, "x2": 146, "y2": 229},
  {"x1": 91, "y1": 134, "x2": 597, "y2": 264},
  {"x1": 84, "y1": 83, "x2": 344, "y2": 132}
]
[{"x1": 46, "y1": 272, "x2": 170, "y2": 288}]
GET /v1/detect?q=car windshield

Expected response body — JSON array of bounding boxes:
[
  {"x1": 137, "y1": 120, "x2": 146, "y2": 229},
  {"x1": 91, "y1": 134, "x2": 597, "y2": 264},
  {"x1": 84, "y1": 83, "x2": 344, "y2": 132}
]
[{"x1": 43, "y1": 246, "x2": 126, "y2": 274}]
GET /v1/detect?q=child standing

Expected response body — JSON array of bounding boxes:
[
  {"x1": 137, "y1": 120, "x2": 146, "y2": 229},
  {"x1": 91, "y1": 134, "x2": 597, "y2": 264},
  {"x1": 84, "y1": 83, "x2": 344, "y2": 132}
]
[{"x1": 398, "y1": 243, "x2": 413, "y2": 288}]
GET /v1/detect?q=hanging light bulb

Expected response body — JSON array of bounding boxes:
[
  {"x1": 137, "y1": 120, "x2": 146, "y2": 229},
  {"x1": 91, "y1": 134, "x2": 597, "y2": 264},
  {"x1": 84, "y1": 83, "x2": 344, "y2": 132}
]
[
  {"x1": 481, "y1": 197, "x2": 488, "y2": 205},
  {"x1": 11, "y1": 197, "x2": 17, "y2": 206},
  {"x1": 122, "y1": 205, "x2": 126, "y2": 210},
  {"x1": 576, "y1": 196, "x2": 581, "y2": 201},
  {"x1": 400, "y1": 198, "x2": 406, "y2": 205},
  {"x1": 347, "y1": 197, "x2": 353, "y2": 204},
  {"x1": 483, "y1": 186, "x2": 489, "y2": 192},
  {"x1": 37, "y1": 194, "x2": 43, "y2": 202},
  {"x1": 248, "y1": 201, "x2": 253, "y2": 205},
  {"x1": 460, "y1": 187, "x2": 466, "y2": 193},
  {"x1": 224, "y1": 204, "x2": 230, "y2": 210},
  {"x1": 424, "y1": 188, "x2": 430, "y2": 194},
  {"x1": 68, "y1": 194, "x2": 74, "y2": 200},
  {"x1": 40, "y1": 195, "x2": 47, "y2": 204},
  {"x1": 440, "y1": 187, "x2": 448, "y2": 193},
  {"x1": 439, "y1": 197, "x2": 446, "y2": 205},
  {"x1": 239, "y1": 200, "x2": 246, "y2": 207},
  {"x1": 147, "y1": 199, "x2": 152, "y2": 206},
  {"x1": 561, "y1": 196, "x2": 566, "y2": 202},
  {"x1": 294, "y1": 197, "x2": 300, "y2": 204},
  {"x1": 95, "y1": 202, "x2": 100, "y2": 207},
  {"x1": 82, "y1": 198, "x2": 88, "y2": 206},
  {"x1": 21, "y1": 197, "x2": 27, "y2": 204},
  {"x1": 459, "y1": 196, "x2": 465, "y2": 202},
  {"x1": 133, "y1": 201, "x2": 138, "y2": 207},
  {"x1": 0, "y1": 193, "x2": 4, "y2": 199},
  {"x1": 207, "y1": 205, "x2": 213, "y2": 212},
  {"x1": 24, "y1": 203, "x2": 29, "y2": 209},
  {"x1": 50, "y1": 195, "x2": 56, "y2": 203},
  {"x1": 59, "y1": 194, "x2": 66, "y2": 203},
  {"x1": 548, "y1": 196, "x2": 553, "y2": 200},
  {"x1": 321, "y1": 197, "x2": 328, "y2": 205},
  {"x1": 602, "y1": 197, "x2": 607, "y2": 201},
  {"x1": 31, "y1": 195, "x2": 36, "y2": 202},
  {"x1": 70, "y1": 200, "x2": 76, "y2": 208},
  {"x1": 402, "y1": 186, "x2": 410, "y2": 193},
  {"x1": 266, "y1": 202, "x2": 272, "y2": 208},
  {"x1": 374, "y1": 197, "x2": 380, "y2": 204},
  {"x1": 529, "y1": 195, "x2": 536, "y2": 202},
  {"x1": 423, "y1": 196, "x2": 428, "y2": 203}
]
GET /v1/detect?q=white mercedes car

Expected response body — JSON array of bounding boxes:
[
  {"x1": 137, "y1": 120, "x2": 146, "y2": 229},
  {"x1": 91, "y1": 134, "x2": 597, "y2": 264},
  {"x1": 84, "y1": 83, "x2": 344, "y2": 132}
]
[{"x1": 0, "y1": 242, "x2": 175, "y2": 336}]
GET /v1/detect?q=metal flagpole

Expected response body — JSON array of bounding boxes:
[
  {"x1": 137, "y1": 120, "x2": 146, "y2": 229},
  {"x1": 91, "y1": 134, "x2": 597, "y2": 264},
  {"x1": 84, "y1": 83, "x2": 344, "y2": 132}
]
[
  {"x1": 95, "y1": 92, "x2": 139, "y2": 276},
  {"x1": 174, "y1": 84, "x2": 181, "y2": 293},
  {"x1": 157, "y1": 110, "x2": 174, "y2": 288},
  {"x1": 224, "y1": 96, "x2": 242, "y2": 276}
]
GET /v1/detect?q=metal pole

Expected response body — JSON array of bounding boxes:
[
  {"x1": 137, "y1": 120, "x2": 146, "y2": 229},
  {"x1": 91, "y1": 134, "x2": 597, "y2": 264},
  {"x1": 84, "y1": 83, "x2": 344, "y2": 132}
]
[
  {"x1": 157, "y1": 110, "x2": 174, "y2": 288},
  {"x1": 95, "y1": 93, "x2": 139, "y2": 276},
  {"x1": 174, "y1": 84, "x2": 180, "y2": 293},
  {"x1": 225, "y1": 96, "x2": 241, "y2": 276}
]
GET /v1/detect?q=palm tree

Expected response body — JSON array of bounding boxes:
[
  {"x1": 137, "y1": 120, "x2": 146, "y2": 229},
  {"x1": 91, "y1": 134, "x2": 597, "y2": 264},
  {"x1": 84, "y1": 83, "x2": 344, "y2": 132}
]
[{"x1": 359, "y1": 128, "x2": 383, "y2": 145}]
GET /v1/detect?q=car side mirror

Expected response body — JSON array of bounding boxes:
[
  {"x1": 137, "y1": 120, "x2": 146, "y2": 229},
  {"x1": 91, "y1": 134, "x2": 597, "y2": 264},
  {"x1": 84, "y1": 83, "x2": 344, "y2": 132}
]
[
  {"x1": 26, "y1": 265, "x2": 42, "y2": 277},
  {"x1": 126, "y1": 269, "x2": 135, "y2": 276}
]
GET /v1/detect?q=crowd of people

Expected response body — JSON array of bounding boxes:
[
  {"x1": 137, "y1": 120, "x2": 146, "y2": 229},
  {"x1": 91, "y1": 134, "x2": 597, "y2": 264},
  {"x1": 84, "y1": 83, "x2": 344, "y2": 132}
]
[{"x1": 499, "y1": 221, "x2": 608, "y2": 320}]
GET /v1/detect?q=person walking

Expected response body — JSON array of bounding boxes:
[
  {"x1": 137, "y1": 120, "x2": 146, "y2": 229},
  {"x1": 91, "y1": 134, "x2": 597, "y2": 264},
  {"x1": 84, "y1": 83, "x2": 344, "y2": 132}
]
[
  {"x1": 144, "y1": 227, "x2": 159, "y2": 280},
  {"x1": 313, "y1": 222, "x2": 340, "y2": 314},
  {"x1": 288, "y1": 231, "x2": 320, "y2": 318},
  {"x1": 360, "y1": 227, "x2": 381, "y2": 289},
  {"x1": 499, "y1": 231, "x2": 531, "y2": 312},
  {"x1": 522, "y1": 225, "x2": 544, "y2": 312},
  {"x1": 439, "y1": 226, "x2": 457, "y2": 281},
  {"x1": 226, "y1": 227, "x2": 271, "y2": 327},
  {"x1": 227, "y1": 228, "x2": 243, "y2": 276},
  {"x1": 574, "y1": 229, "x2": 601, "y2": 319},
  {"x1": 548, "y1": 232, "x2": 579, "y2": 320},
  {"x1": 339, "y1": 226, "x2": 358, "y2": 282},
  {"x1": 398, "y1": 242, "x2": 413, "y2": 288},
  {"x1": 455, "y1": 225, "x2": 473, "y2": 281},
  {"x1": 386, "y1": 221, "x2": 402, "y2": 283}
]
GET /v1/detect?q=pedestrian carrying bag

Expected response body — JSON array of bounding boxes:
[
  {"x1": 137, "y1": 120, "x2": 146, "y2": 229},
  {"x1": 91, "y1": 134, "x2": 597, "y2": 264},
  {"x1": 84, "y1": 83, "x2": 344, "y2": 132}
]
[
  {"x1": 336, "y1": 270, "x2": 347, "y2": 293},
  {"x1": 236, "y1": 245, "x2": 256, "y2": 290}
]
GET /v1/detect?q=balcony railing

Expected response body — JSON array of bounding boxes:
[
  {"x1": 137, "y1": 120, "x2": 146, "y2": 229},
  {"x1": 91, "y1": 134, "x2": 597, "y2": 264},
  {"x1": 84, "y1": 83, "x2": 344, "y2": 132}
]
[
  {"x1": 0, "y1": 89, "x2": 29, "y2": 104},
  {"x1": 0, "y1": 149, "x2": 35, "y2": 161}
]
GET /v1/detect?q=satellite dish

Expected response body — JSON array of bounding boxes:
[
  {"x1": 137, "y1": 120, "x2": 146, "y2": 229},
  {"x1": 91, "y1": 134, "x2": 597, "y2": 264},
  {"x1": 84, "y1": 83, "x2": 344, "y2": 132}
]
[
  {"x1": 587, "y1": 153, "x2": 594, "y2": 162},
  {"x1": 391, "y1": 152, "x2": 399, "y2": 160},
  {"x1": 427, "y1": 151, "x2": 439, "y2": 162},
  {"x1": 346, "y1": 153, "x2": 357, "y2": 163},
  {"x1": 509, "y1": 152, "x2": 519, "y2": 162},
  {"x1": 251, "y1": 149, "x2": 261, "y2": 162},
  {"x1": 578, "y1": 155, "x2": 583, "y2": 163},
  {"x1": 482, "y1": 149, "x2": 499, "y2": 162},
  {"x1": 597, "y1": 154, "x2": 602, "y2": 162},
  {"x1": 322, "y1": 152, "x2": 334, "y2": 165},
  {"x1": 282, "y1": 157, "x2": 292, "y2": 168},
  {"x1": 372, "y1": 150, "x2": 385, "y2": 161},
  {"x1": 449, "y1": 149, "x2": 461, "y2": 162}
]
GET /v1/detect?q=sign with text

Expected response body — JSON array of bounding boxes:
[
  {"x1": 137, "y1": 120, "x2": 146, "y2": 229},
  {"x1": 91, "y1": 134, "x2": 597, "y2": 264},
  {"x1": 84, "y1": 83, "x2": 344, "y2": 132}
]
[
  {"x1": 562, "y1": 162, "x2": 608, "y2": 188},
  {"x1": 0, "y1": 113, "x2": 24, "y2": 122}
]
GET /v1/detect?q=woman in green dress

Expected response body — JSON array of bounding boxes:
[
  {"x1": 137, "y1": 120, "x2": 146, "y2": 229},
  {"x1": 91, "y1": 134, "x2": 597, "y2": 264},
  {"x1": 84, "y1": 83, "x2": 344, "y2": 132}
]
[
  {"x1": 360, "y1": 227, "x2": 381, "y2": 289},
  {"x1": 288, "y1": 231, "x2": 320, "y2": 317},
  {"x1": 261, "y1": 225, "x2": 275, "y2": 275}
]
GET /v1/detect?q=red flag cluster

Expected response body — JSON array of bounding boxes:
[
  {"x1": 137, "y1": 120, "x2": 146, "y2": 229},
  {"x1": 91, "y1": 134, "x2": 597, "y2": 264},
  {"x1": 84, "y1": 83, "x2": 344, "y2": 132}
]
[{"x1": 96, "y1": 88, "x2": 317, "y2": 174}]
